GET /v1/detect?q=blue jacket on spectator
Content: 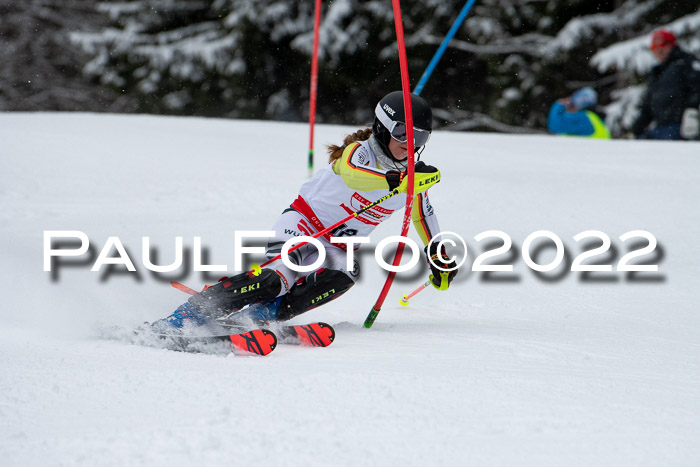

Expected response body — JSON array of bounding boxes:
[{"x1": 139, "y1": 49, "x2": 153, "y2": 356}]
[{"x1": 547, "y1": 87, "x2": 610, "y2": 139}]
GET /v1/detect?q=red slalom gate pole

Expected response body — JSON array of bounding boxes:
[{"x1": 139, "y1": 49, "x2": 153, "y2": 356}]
[
  {"x1": 364, "y1": 0, "x2": 415, "y2": 329},
  {"x1": 307, "y1": 0, "x2": 322, "y2": 178}
]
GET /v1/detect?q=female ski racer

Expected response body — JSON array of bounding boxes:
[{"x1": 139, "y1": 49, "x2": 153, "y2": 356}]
[{"x1": 154, "y1": 91, "x2": 458, "y2": 330}]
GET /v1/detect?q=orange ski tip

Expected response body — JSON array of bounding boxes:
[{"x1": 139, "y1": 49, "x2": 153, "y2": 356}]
[
  {"x1": 294, "y1": 323, "x2": 335, "y2": 347},
  {"x1": 229, "y1": 329, "x2": 277, "y2": 356}
]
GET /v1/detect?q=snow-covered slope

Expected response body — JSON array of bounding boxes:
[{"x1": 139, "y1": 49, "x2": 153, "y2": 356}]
[{"x1": 1, "y1": 113, "x2": 699, "y2": 466}]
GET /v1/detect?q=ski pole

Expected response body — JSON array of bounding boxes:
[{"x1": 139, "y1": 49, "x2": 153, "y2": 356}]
[
  {"x1": 399, "y1": 280, "x2": 431, "y2": 306},
  {"x1": 173, "y1": 190, "x2": 403, "y2": 292},
  {"x1": 171, "y1": 281, "x2": 198, "y2": 295},
  {"x1": 250, "y1": 188, "x2": 402, "y2": 275}
]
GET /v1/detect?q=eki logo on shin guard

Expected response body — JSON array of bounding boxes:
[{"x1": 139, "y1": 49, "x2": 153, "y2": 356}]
[
  {"x1": 240, "y1": 283, "x2": 260, "y2": 293},
  {"x1": 312, "y1": 288, "x2": 336, "y2": 305},
  {"x1": 223, "y1": 281, "x2": 260, "y2": 294}
]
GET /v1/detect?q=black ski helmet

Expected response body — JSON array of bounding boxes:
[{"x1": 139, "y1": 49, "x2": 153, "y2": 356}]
[{"x1": 372, "y1": 91, "x2": 433, "y2": 154}]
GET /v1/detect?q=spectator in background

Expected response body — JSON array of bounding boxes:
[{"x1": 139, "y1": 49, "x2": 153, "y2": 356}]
[
  {"x1": 547, "y1": 87, "x2": 610, "y2": 139},
  {"x1": 631, "y1": 29, "x2": 700, "y2": 140}
]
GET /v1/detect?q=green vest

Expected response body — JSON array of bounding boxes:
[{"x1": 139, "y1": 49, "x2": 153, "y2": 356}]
[{"x1": 584, "y1": 110, "x2": 611, "y2": 139}]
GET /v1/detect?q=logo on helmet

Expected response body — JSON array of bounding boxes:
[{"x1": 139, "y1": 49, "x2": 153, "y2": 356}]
[{"x1": 382, "y1": 104, "x2": 395, "y2": 116}]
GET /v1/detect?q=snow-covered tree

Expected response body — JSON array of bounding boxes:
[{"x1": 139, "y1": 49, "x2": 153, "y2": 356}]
[
  {"x1": 68, "y1": 0, "x2": 458, "y2": 122},
  {"x1": 71, "y1": 0, "x2": 362, "y2": 119},
  {"x1": 0, "y1": 0, "x2": 122, "y2": 112}
]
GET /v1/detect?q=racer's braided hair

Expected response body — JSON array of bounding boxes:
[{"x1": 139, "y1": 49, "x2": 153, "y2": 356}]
[{"x1": 327, "y1": 128, "x2": 373, "y2": 163}]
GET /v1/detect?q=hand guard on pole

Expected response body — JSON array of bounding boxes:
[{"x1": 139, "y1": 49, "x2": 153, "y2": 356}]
[
  {"x1": 385, "y1": 161, "x2": 440, "y2": 194},
  {"x1": 425, "y1": 243, "x2": 458, "y2": 290}
]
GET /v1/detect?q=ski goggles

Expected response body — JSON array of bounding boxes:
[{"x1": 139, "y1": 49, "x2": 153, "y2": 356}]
[
  {"x1": 375, "y1": 103, "x2": 432, "y2": 147},
  {"x1": 388, "y1": 121, "x2": 432, "y2": 147}
]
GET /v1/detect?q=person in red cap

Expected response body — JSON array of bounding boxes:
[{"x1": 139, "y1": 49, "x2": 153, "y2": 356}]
[{"x1": 630, "y1": 29, "x2": 700, "y2": 140}]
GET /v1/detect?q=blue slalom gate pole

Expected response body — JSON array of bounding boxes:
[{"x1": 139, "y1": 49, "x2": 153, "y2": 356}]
[{"x1": 413, "y1": 0, "x2": 477, "y2": 96}]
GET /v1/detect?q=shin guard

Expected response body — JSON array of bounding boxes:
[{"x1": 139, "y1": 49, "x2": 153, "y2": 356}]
[
  {"x1": 188, "y1": 269, "x2": 282, "y2": 316},
  {"x1": 277, "y1": 269, "x2": 355, "y2": 321}
]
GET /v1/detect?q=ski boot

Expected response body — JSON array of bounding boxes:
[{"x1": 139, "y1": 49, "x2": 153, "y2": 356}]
[
  {"x1": 223, "y1": 297, "x2": 284, "y2": 327},
  {"x1": 150, "y1": 301, "x2": 208, "y2": 333}
]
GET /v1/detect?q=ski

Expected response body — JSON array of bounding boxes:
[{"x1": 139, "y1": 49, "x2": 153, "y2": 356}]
[
  {"x1": 155, "y1": 328, "x2": 278, "y2": 356},
  {"x1": 276, "y1": 322, "x2": 335, "y2": 347},
  {"x1": 216, "y1": 322, "x2": 336, "y2": 348},
  {"x1": 228, "y1": 329, "x2": 278, "y2": 355}
]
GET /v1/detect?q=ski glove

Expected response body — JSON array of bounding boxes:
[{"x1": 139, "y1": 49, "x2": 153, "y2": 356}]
[
  {"x1": 680, "y1": 107, "x2": 699, "y2": 140},
  {"x1": 385, "y1": 161, "x2": 440, "y2": 194},
  {"x1": 425, "y1": 243, "x2": 458, "y2": 291}
]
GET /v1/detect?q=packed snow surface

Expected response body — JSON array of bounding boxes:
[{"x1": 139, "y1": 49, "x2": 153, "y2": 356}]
[{"x1": 1, "y1": 113, "x2": 699, "y2": 466}]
